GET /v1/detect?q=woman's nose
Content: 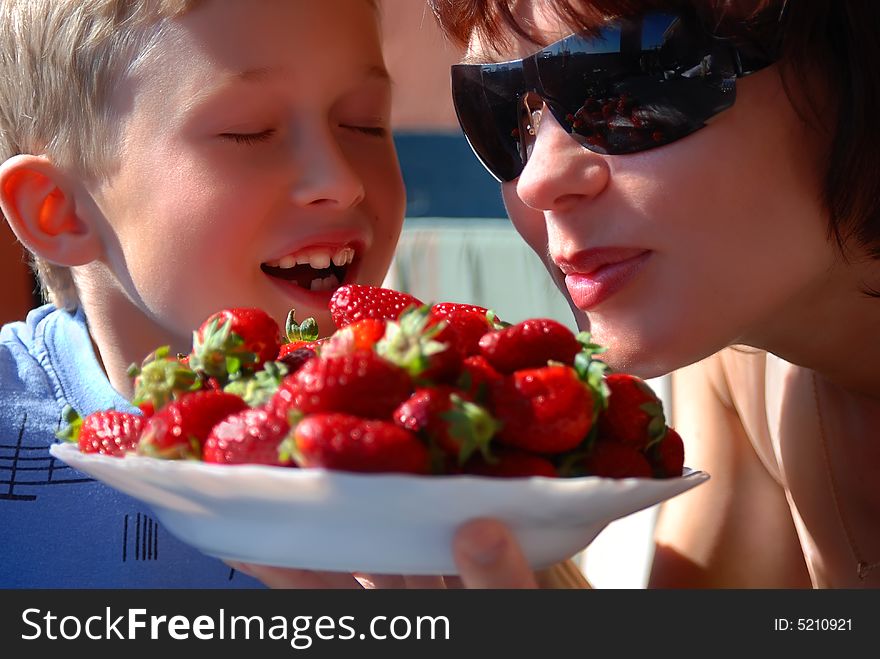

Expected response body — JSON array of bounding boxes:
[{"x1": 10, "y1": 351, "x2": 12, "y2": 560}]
[
  {"x1": 289, "y1": 126, "x2": 366, "y2": 209},
  {"x1": 515, "y1": 106, "x2": 610, "y2": 213}
]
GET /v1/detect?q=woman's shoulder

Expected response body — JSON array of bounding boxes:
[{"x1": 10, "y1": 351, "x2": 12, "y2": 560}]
[
  {"x1": 690, "y1": 346, "x2": 769, "y2": 410},
  {"x1": 690, "y1": 347, "x2": 786, "y2": 480}
]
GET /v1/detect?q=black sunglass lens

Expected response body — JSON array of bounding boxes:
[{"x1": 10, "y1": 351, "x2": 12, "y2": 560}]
[{"x1": 452, "y1": 64, "x2": 525, "y2": 182}]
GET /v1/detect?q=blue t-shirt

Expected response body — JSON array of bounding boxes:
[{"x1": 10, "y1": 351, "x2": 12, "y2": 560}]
[{"x1": 0, "y1": 305, "x2": 263, "y2": 588}]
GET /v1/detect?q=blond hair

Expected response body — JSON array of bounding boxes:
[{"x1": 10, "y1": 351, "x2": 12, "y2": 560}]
[{"x1": 0, "y1": 0, "x2": 202, "y2": 310}]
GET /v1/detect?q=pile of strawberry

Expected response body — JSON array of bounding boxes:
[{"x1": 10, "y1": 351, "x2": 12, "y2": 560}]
[{"x1": 58, "y1": 285, "x2": 684, "y2": 479}]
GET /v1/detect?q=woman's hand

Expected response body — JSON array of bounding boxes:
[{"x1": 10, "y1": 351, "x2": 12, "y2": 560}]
[{"x1": 228, "y1": 517, "x2": 538, "y2": 589}]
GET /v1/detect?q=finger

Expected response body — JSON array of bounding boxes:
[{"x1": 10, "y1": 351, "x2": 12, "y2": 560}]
[
  {"x1": 232, "y1": 563, "x2": 362, "y2": 589},
  {"x1": 441, "y1": 575, "x2": 465, "y2": 589},
  {"x1": 354, "y1": 573, "x2": 407, "y2": 589},
  {"x1": 402, "y1": 575, "x2": 448, "y2": 589},
  {"x1": 453, "y1": 518, "x2": 538, "y2": 589}
]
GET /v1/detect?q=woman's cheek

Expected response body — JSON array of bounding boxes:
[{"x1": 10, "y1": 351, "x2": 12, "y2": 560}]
[{"x1": 503, "y1": 186, "x2": 548, "y2": 256}]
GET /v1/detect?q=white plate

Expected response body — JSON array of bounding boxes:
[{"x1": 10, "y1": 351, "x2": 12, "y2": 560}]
[{"x1": 50, "y1": 442, "x2": 708, "y2": 575}]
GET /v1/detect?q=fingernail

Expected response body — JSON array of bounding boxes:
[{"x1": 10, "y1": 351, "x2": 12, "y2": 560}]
[{"x1": 460, "y1": 525, "x2": 507, "y2": 566}]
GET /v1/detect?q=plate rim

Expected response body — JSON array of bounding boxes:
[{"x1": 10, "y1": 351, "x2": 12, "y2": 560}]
[{"x1": 50, "y1": 441, "x2": 709, "y2": 487}]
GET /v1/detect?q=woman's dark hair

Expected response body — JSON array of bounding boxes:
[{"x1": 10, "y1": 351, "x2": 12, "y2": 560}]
[{"x1": 429, "y1": 0, "x2": 880, "y2": 267}]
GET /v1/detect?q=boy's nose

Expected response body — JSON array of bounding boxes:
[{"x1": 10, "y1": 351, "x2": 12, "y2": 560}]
[
  {"x1": 515, "y1": 105, "x2": 610, "y2": 213},
  {"x1": 290, "y1": 128, "x2": 365, "y2": 209}
]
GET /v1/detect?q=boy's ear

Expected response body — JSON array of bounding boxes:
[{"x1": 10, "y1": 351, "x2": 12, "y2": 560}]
[{"x1": 0, "y1": 154, "x2": 101, "y2": 267}]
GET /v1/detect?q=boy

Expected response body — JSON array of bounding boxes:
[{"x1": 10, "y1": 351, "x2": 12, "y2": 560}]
[{"x1": 0, "y1": 0, "x2": 405, "y2": 587}]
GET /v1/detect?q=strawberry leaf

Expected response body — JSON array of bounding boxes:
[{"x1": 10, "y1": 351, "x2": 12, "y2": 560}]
[
  {"x1": 285, "y1": 310, "x2": 320, "y2": 343},
  {"x1": 574, "y1": 351, "x2": 610, "y2": 412},
  {"x1": 55, "y1": 405, "x2": 83, "y2": 443},
  {"x1": 276, "y1": 410, "x2": 305, "y2": 465},
  {"x1": 645, "y1": 413, "x2": 668, "y2": 449},
  {"x1": 375, "y1": 305, "x2": 448, "y2": 377},
  {"x1": 130, "y1": 349, "x2": 199, "y2": 411},
  {"x1": 223, "y1": 361, "x2": 289, "y2": 407},
  {"x1": 441, "y1": 394, "x2": 500, "y2": 465},
  {"x1": 555, "y1": 423, "x2": 600, "y2": 476},
  {"x1": 575, "y1": 331, "x2": 608, "y2": 358},
  {"x1": 485, "y1": 310, "x2": 511, "y2": 330}
]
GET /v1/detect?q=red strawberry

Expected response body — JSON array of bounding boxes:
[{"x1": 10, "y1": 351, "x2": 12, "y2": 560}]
[
  {"x1": 490, "y1": 365, "x2": 593, "y2": 454},
  {"x1": 57, "y1": 408, "x2": 145, "y2": 458},
  {"x1": 203, "y1": 407, "x2": 294, "y2": 466},
  {"x1": 457, "y1": 355, "x2": 504, "y2": 403},
  {"x1": 319, "y1": 318, "x2": 387, "y2": 358},
  {"x1": 277, "y1": 341, "x2": 322, "y2": 359},
  {"x1": 392, "y1": 386, "x2": 498, "y2": 464},
  {"x1": 289, "y1": 413, "x2": 430, "y2": 474},
  {"x1": 581, "y1": 440, "x2": 653, "y2": 478},
  {"x1": 276, "y1": 346, "x2": 317, "y2": 374},
  {"x1": 649, "y1": 426, "x2": 685, "y2": 478},
  {"x1": 137, "y1": 401, "x2": 155, "y2": 418},
  {"x1": 478, "y1": 318, "x2": 581, "y2": 374},
  {"x1": 269, "y1": 350, "x2": 412, "y2": 420},
  {"x1": 330, "y1": 284, "x2": 423, "y2": 328},
  {"x1": 597, "y1": 373, "x2": 666, "y2": 449},
  {"x1": 429, "y1": 309, "x2": 493, "y2": 359},
  {"x1": 344, "y1": 318, "x2": 387, "y2": 350},
  {"x1": 430, "y1": 302, "x2": 491, "y2": 318},
  {"x1": 137, "y1": 390, "x2": 248, "y2": 459},
  {"x1": 415, "y1": 327, "x2": 463, "y2": 383},
  {"x1": 190, "y1": 308, "x2": 281, "y2": 379},
  {"x1": 429, "y1": 303, "x2": 500, "y2": 363},
  {"x1": 463, "y1": 448, "x2": 558, "y2": 478}
]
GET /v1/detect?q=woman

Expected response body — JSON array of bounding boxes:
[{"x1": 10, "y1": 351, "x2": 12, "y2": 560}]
[{"x1": 428, "y1": 0, "x2": 880, "y2": 588}]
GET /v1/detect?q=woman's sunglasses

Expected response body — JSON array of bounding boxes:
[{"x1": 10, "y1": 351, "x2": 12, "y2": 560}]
[{"x1": 451, "y1": 11, "x2": 780, "y2": 182}]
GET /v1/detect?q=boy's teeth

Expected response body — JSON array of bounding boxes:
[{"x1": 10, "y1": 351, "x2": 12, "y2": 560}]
[
  {"x1": 308, "y1": 252, "x2": 332, "y2": 269},
  {"x1": 309, "y1": 274, "x2": 340, "y2": 291},
  {"x1": 332, "y1": 247, "x2": 355, "y2": 267},
  {"x1": 270, "y1": 246, "x2": 355, "y2": 270}
]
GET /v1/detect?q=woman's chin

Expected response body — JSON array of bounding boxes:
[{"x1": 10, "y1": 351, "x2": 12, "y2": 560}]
[{"x1": 588, "y1": 326, "x2": 680, "y2": 379}]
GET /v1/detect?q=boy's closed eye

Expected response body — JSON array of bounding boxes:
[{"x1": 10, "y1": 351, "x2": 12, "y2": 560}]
[
  {"x1": 220, "y1": 129, "x2": 276, "y2": 145},
  {"x1": 219, "y1": 125, "x2": 388, "y2": 146}
]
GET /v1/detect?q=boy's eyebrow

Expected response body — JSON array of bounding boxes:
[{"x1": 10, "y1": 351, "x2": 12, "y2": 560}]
[{"x1": 180, "y1": 64, "x2": 393, "y2": 116}]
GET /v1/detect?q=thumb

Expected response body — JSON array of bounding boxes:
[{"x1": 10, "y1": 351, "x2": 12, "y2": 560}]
[{"x1": 453, "y1": 518, "x2": 538, "y2": 589}]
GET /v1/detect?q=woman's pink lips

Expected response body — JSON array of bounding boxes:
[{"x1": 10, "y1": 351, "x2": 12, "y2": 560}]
[{"x1": 563, "y1": 250, "x2": 651, "y2": 311}]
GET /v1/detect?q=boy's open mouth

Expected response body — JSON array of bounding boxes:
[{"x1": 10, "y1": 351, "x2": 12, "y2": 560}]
[{"x1": 261, "y1": 246, "x2": 355, "y2": 292}]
